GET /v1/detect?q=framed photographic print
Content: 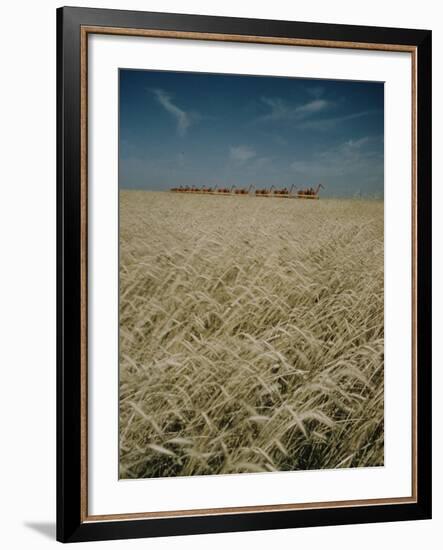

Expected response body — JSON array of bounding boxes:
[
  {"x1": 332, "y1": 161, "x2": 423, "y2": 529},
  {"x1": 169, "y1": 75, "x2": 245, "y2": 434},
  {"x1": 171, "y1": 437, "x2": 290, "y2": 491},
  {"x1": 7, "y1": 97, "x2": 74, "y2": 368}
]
[{"x1": 57, "y1": 6, "x2": 432, "y2": 543}]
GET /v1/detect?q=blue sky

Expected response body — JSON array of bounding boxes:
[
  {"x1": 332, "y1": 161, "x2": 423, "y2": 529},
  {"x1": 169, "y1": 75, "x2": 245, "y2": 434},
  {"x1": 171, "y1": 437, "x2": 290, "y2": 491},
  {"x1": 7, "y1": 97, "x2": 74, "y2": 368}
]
[{"x1": 119, "y1": 69, "x2": 384, "y2": 197}]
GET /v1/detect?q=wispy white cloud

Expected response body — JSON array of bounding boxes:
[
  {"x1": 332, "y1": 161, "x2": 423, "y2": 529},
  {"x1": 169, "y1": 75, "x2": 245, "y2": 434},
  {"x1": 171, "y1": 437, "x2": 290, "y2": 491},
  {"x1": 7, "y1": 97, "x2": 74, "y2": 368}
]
[
  {"x1": 229, "y1": 145, "x2": 256, "y2": 162},
  {"x1": 259, "y1": 97, "x2": 287, "y2": 121},
  {"x1": 151, "y1": 89, "x2": 193, "y2": 136},
  {"x1": 296, "y1": 99, "x2": 330, "y2": 117},
  {"x1": 344, "y1": 136, "x2": 370, "y2": 149},
  {"x1": 259, "y1": 97, "x2": 331, "y2": 122},
  {"x1": 290, "y1": 136, "x2": 382, "y2": 180},
  {"x1": 258, "y1": 93, "x2": 380, "y2": 133},
  {"x1": 299, "y1": 110, "x2": 378, "y2": 131}
]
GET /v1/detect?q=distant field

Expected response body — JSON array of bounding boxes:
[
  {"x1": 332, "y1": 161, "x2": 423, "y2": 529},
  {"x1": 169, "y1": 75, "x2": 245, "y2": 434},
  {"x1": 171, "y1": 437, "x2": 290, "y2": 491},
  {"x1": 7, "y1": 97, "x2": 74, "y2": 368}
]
[{"x1": 119, "y1": 190, "x2": 384, "y2": 479}]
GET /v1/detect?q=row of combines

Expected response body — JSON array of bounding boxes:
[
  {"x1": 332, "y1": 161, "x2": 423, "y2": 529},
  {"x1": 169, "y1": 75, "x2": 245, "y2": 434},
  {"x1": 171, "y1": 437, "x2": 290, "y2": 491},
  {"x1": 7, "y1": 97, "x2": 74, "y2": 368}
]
[{"x1": 170, "y1": 183, "x2": 324, "y2": 199}]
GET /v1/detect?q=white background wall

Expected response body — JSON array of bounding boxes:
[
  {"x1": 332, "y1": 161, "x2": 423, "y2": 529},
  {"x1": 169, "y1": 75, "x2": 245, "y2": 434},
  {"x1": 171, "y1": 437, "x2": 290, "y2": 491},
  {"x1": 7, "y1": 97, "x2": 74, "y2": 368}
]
[{"x1": 0, "y1": 1, "x2": 439, "y2": 548}]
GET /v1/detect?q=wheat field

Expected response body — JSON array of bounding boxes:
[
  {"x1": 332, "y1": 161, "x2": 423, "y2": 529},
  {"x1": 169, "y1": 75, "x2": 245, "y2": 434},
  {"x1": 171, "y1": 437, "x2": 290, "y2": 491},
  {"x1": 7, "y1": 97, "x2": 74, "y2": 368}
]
[{"x1": 119, "y1": 190, "x2": 384, "y2": 479}]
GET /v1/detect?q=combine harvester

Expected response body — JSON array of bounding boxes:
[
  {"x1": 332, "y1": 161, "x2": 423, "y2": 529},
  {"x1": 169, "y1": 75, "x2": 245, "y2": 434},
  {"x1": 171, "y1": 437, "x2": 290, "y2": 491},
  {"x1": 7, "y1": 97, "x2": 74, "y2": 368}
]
[
  {"x1": 272, "y1": 184, "x2": 296, "y2": 198},
  {"x1": 170, "y1": 183, "x2": 325, "y2": 199},
  {"x1": 234, "y1": 184, "x2": 254, "y2": 195},
  {"x1": 170, "y1": 184, "x2": 246, "y2": 196},
  {"x1": 295, "y1": 184, "x2": 324, "y2": 200},
  {"x1": 170, "y1": 185, "x2": 206, "y2": 194},
  {"x1": 214, "y1": 185, "x2": 236, "y2": 195},
  {"x1": 255, "y1": 185, "x2": 275, "y2": 197},
  {"x1": 169, "y1": 185, "x2": 223, "y2": 195}
]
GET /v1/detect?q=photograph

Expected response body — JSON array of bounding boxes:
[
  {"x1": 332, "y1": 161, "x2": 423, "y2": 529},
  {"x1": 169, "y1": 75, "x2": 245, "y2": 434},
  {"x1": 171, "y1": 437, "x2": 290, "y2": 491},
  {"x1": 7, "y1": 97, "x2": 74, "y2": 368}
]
[
  {"x1": 118, "y1": 69, "x2": 385, "y2": 479},
  {"x1": 53, "y1": 5, "x2": 431, "y2": 543}
]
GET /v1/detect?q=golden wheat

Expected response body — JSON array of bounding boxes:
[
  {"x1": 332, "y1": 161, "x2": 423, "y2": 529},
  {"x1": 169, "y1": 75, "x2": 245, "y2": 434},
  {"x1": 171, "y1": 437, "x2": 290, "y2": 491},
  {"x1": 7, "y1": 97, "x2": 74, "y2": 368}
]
[{"x1": 119, "y1": 190, "x2": 384, "y2": 478}]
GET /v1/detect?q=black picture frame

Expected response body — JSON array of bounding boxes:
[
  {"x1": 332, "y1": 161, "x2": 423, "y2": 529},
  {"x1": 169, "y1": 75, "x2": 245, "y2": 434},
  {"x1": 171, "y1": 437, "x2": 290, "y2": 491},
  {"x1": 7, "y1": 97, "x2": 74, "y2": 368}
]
[{"x1": 57, "y1": 6, "x2": 432, "y2": 543}]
